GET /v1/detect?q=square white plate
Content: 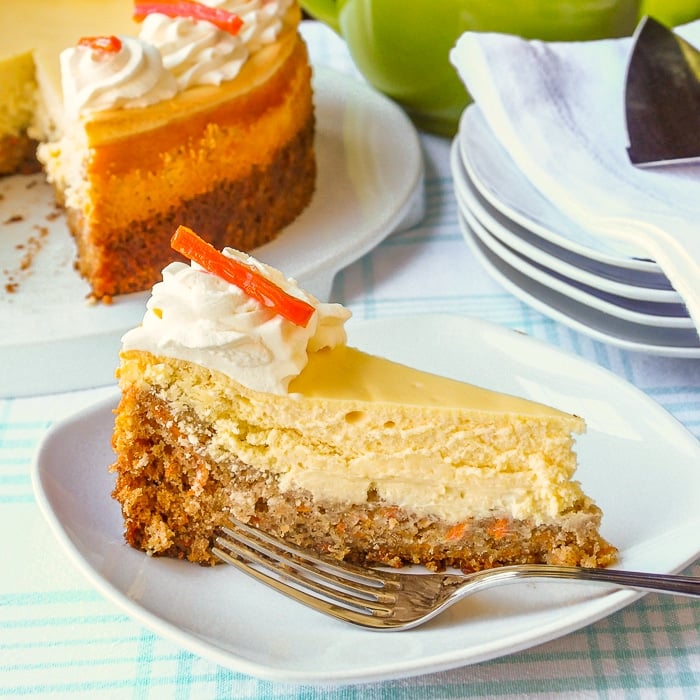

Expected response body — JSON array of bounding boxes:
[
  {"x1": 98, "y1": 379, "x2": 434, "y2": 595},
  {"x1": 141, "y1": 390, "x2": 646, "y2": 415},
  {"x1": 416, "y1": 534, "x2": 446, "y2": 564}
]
[{"x1": 31, "y1": 315, "x2": 700, "y2": 685}]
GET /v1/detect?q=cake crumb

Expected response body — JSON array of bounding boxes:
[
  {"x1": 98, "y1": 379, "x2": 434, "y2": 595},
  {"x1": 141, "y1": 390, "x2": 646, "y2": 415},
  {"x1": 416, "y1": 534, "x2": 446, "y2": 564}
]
[
  {"x1": 86, "y1": 293, "x2": 114, "y2": 306},
  {"x1": 2, "y1": 224, "x2": 50, "y2": 292}
]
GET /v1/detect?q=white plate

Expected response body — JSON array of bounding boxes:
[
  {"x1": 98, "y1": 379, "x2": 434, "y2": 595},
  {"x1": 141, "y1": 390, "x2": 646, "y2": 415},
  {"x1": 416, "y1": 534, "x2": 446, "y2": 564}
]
[
  {"x1": 452, "y1": 148, "x2": 692, "y2": 329},
  {"x1": 458, "y1": 106, "x2": 664, "y2": 275},
  {"x1": 457, "y1": 209, "x2": 700, "y2": 357},
  {"x1": 32, "y1": 315, "x2": 700, "y2": 684},
  {"x1": 0, "y1": 67, "x2": 424, "y2": 399},
  {"x1": 461, "y1": 202, "x2": 694, "y2": 331},
  {"x1": 460, "y1": 200, "x2": 693, "y2": 330},
  {"x1": 453, "y1": 139, "x2": 683, "y2": 305}
]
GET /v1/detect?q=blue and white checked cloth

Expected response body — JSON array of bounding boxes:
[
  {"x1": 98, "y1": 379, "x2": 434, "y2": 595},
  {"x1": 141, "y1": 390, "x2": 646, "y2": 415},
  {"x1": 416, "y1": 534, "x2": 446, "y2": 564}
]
[{"x1": 1, "y1": 21, "x2": 698, "y2": 699}]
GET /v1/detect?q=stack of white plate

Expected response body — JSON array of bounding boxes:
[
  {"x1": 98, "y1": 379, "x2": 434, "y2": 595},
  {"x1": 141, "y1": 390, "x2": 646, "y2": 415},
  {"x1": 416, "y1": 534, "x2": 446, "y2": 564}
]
[{"x1": 451, "y1": 106, "x2": 700, "y2": 357}]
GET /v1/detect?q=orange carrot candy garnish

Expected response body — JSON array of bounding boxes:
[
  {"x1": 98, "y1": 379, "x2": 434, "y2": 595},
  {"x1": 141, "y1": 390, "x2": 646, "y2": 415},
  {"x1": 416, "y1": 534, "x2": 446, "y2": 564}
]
[
  {"x1": 77, "y1": 35, "x2": 123, "y2": 54},
  {"x1": 133, "y1": 1, "x2": 244, "y2": 35},
  {"x1": 170, "y1": 225, "x2": 316, "y2": 328}
]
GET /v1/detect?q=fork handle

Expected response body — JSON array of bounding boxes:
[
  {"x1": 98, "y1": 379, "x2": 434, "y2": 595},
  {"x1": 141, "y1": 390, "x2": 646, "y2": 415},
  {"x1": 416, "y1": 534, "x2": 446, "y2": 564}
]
[{"x1": 489, "y1": 565, "x2": 700, "y2": 598}]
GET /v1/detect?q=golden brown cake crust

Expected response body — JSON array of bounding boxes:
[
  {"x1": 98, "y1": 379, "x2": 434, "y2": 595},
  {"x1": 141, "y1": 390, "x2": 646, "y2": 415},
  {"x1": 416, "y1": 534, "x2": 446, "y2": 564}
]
[{"x1": 111, "y1": 385, "x2": 618, "y2": 571}]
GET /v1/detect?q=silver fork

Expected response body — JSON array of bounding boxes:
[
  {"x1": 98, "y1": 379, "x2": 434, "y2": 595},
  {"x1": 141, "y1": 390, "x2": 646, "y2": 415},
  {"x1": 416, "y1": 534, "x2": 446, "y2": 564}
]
[{"x1": 212, "y1": 517, "x2": 700, "y2": 631}]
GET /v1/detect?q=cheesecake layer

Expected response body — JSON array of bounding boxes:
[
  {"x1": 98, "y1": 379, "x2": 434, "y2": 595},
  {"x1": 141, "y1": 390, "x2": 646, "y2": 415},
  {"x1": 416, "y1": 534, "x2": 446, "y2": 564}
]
[{"x1": 117, "y1": 350, "x2": 588, "y2": 525}]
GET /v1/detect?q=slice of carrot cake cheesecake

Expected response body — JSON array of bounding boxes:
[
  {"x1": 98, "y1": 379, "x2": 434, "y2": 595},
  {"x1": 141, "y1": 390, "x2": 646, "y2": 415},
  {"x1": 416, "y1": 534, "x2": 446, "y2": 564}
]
[{"x1": 110, "y1": 226, "x2": 617, "y2": 570}]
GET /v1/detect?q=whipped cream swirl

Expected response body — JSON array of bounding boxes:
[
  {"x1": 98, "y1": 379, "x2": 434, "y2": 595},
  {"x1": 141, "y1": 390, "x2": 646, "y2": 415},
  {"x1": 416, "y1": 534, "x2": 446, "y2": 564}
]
[
  {"x1": 121, "y1": 249, "x2": 351, "y2": 395},
  {"x1": 61, "y1": 1, "x2": 294, "y2": 112},
  {"x1": 223, "y1": 0, "x2": 294, "y2": 52},
  {"x1": 138, "y1": 0, "x2": 292, "y2": 90},
  {"x1": 138, "y1": 14, "x2": 248, "y2": 90},
  {"x1": 60, "y1": 35, "x2": 177, "y2": 117}
]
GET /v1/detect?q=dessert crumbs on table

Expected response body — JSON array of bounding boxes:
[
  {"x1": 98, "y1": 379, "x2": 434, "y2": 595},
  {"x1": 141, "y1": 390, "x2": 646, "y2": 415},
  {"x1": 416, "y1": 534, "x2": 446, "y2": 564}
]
[{"x1": 2, "y1": 224, "x2": 50, "y2": 293}]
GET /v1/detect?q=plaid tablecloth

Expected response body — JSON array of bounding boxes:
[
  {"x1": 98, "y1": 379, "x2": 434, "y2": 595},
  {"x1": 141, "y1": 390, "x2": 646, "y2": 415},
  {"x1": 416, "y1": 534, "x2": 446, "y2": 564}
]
[{"x1": 1, "y1": 21, "x2": 698, "y2": 698}]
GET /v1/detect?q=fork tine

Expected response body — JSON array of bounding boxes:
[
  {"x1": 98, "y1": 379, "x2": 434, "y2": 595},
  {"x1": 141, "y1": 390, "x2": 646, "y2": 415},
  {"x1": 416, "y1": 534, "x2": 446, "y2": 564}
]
[
  {"x1": 226, "y1": 517, "x2": 391, "y2": 587},
  {"x1": 212, "y1": 542, "x2": 396, "y2": 628},
  {"x1": 214, "y1": 528, "x2": 394, "y2": 608},
  {"x1": 217, "y1": 523, "x2": 395, "y2": 602},
  {"x1": 211, "y1": 540, "x2": 393, "y2": 616},
  {"x1": 212, "y1": 519, "x2": 398, "y2": 621}
]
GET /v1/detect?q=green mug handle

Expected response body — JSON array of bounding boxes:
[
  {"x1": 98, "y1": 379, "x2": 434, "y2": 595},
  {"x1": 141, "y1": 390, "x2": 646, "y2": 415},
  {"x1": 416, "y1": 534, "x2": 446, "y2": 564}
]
[{"x1": 300, "y1": 0, "x2": 341, "y2": 32}]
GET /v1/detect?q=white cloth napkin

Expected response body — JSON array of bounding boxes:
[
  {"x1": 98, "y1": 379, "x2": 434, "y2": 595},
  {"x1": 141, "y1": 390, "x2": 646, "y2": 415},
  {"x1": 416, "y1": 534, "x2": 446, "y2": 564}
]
[{"x1": 450, "y1": 20, "x2": 700, "y2": 336}]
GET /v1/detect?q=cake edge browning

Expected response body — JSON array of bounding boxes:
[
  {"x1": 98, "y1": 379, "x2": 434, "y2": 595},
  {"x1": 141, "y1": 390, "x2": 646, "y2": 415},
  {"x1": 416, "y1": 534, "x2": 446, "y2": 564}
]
[{"x1": 110, "y1": 371, "x2": 618, "y2": 572}]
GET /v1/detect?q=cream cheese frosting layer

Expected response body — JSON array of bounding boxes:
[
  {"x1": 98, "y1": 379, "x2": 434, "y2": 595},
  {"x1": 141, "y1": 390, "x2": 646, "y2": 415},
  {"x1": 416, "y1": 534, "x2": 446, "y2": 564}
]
[
  {"x1": 122, "y1": 247, "x2": 578, "y2": 419},
  {"x1": 3, "y1": 0, "x2": 300, "y2": 146}
]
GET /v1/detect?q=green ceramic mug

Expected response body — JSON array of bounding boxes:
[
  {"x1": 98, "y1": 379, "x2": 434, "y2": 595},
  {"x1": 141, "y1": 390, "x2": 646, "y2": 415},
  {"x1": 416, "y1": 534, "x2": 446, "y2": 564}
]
[{"x1": 301, "y1": 0, "x2": 642, "y2": 135}]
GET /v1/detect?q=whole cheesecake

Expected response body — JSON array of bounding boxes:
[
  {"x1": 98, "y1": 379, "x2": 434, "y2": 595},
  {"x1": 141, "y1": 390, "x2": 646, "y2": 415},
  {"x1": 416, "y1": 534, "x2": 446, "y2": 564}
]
[
  {"x1": 0, "y1": 1, "x2": 315, "y2": 299},
  {"x1": 111, "y1": 228, "x2": 617, "y2": 571}
]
